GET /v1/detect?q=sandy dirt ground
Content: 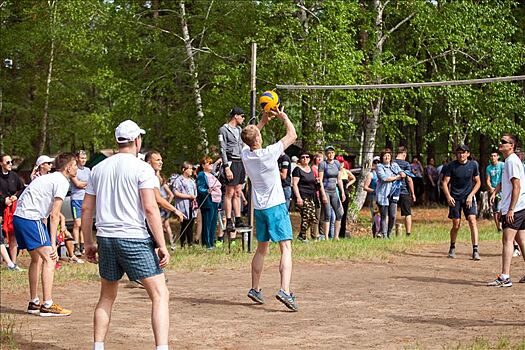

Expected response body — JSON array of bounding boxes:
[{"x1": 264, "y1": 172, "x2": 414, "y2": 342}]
[{"x1": 1, "y1": 240, "x2": 525, "y2": 349}]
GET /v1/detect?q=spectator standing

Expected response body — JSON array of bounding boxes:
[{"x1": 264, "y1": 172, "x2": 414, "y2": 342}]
[
  {"x1": 411, "y1": 156, "x2": 424, "y2": 204},
  {"x1": 290, "y1": 156, "x2": 298, "y2": 174},
  {"x1": 219, "y1": 107, "x2": 250, "y2": 234},
  {"x1": 13, "y1": 153, "x2": 77, "y2": 316},
  {"x1": 291, "y1": 151, "x2": 318, "y2": 241},
  {"x1": 70, "y1": 150, "x2": 90, "y2": 256},
  {"x1": 174, "y1": 162, "x2": 197, "y2": 248},
  {"x1": 436, "y1": 159, "x2": 449, "y2": 204},
  {"x1": 487, "y1": 134, "x2": 525, "y2": 287},
  {"x1": 376, "y1": 149, "x2": 405, "y2": 239},
  {"x1": 363, "y1": 156, "x2": 381, "y2": 237},
  {"x1": 318, "y1": 146, "x2": 346, "y2": 240},
  {"x1": 82, "y1": 120, "x2": 170, "y2": 350},
  {"x1": 196, "y1": 156, "x2": 222, "y2": 249},
  {"x1": 425, "y1": 157, "x2": 439, "y2": 204},
  {"x1": 337, "y1": 155, "x2": 356, "y2": 238},
  {"x1": 394, "y1": 147, "x2": 416, "y2": 237},
  {"x1": 242, "y1": 107, "x2": 298, "y2": 311},
  {"x1": 442, "y1": 144, "x2": 481, "y2": 260},
  {"x1": 486, "y1": 150, "x2": 505, "y2": 232},
  {"x1": 30, "y1": 155, "x2": 54, "y2": 181},
  {"x1": 0, "y1": 154, "x2": 25, "y2": 266},
  {"x1": 311, "y1": 152, "x2": 323, "y2": 239},
  {"x1": 278, "y1": 153, "x2": 292, "y2": 210}
]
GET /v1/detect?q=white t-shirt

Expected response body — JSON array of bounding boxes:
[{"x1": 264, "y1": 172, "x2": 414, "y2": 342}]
[
  {"x1": 241, "y1": 141, "x2": 285, "y2": 210},
  {"x1": 500, "y1": 153, "x2": 525, "y2": 215},
  {"x1": 86, "y1": 153, "x2": 157, "y2": 239},
  {"x1": 15, "y1": 172, "x2": 69, "y2": 220},
  {"x1": 70, "y1": 166, "x2": 91, "y2": 201}
]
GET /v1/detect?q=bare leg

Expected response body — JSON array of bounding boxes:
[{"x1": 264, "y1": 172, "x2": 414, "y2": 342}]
[
  {"x1": 94, "y1": 279, "x2": 119, "y2": 343},
  {"x1": 0, "y1": 244, "x2": 15, "y2": 267},
  {"x1": 450, "y1": 219, "x2": 461, "y2": 244},
  {"x1": 501, "y1": 228, "x2": 517, "y2": 276},
  {"x1": 278, "y1": 240, "x2": 293, "y2": 294},
  {"x1": 251, "y1": 242, "x2": 269, "y2": 291},
  {"x1": 224, "y1": 186, "x2": 234, "y2": 220},
  {"x1": 141, "y1": 274, "x2": 170, "y2": 347},
  {"x1": 72, "y1": 219, "x2": 81, "y2": 247},
  {"x1": 515, "y1": 230, "x2": 525, "y2": 263},
  {"x1": 405, "y1": 215, "x2": 412, "y2": 234},
  {"x1": 467, "y1": 215, "x2": 479, "y2": 246},
  {"x1": 8, "y1": 233, "x2": 17, "y2": 264},
  {"x1": 333, "y1": 220, "x2": 341, "y2": 240},
  {"x1": 33, "y1": 246, "x2": 55, "y2": 301},
  {"x1": 233, "y1": 185, "x2": 242, "y2": 217},
  {"x1": 65, "y1": 240, "x2": 75, "y2": 258},
  {"x1": 493, "y1": 212, "x2": 501, "y2": 231},
  {"x1": 27, "y1": 250, "x2": 43, "y2": 300},
  {"x1": 323, "y1": 222, "x2": 330, "y2": 240}
]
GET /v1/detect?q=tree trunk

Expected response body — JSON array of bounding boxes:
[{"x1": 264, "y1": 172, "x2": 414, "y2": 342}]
[
  {"x1": 479, "y1": 133, "x2": 489, "y2": 191},
  {"x1": 179, "y1": 1, "x2": 208, "y2": 154},
  {"x1": 38, "y1": 0, "x2": 57, "y2": 156}
]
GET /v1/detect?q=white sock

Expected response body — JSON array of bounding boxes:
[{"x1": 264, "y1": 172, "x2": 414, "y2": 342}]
[
  {"x1": 31, "y1": 297, "x2": 40, "y2": 304},
  {"x1": 501, "y1": 274, "x2": 510, "y2": 280},
  {"x1": 156, "y1": 346, "x2": 169, "y2": 350},
  {"x1": 43, "y1": 300, "x2": 53, "y2": 308},
  {"x1": 93, "y1": 342, "x2": 104, "y2": 350},
  {"x1": 7, "y1": 262, "x2": 15, "y2": 268}
]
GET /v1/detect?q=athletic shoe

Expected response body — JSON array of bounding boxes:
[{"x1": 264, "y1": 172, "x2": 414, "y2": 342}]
[
  {"x1": 68, "y1": 257, "x2": 85, "y2": 264},
  {"x1": 447, "y1": 248, "x2": 456, "y2": 259},
  {"x1": 519, "y1": 275, "x2": 525, "y2": 283},
  {"x1": 247, "y1": 288, "x2": 264, "y2": 304},
  {"x1": 39, "y1": 303, "x2": 72, "y2": 317},
  {"x1": 225, "y1": 221, "x2": 235, "y2": 233},
  {"x1": 27, "y1": 301, "x2": 40, "y2": 315},
  {"x1": 276, "y1": 289, "x2": 298, "y2": 311},
  {"x1": 513, "y1": 249, "x2": 521, "y2": 257},
  {"x1": 472, "y1": 251, "x2": 481, "y2": 261},
  {"x1": 235, "y1": 218, "x2": 251, "y2": 229},
  {"x1": 8, "y1": 264, "x2": 26, "y2": 272},
  {"x1": 74, "y1": 248, "x2": 82, "y2": 257},
  {"x1": 215, "y1": 240, "x2": 224, "y2": 248},
  {"x1": 487, "y1": 275, "x2": 512, "y2": 287}
]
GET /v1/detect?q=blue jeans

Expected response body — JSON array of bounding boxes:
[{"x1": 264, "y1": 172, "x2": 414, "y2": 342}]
[
  {"x1": 283, "y1": 186, "x2": 292, "y2": 211},
  {"x1": 201, "y1": 202, "x2": 219, "y2": 248}
]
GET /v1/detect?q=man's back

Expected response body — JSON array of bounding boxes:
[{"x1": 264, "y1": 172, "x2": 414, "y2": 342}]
[{"x1": 87, "y1": 153, "x2": 156, "y2": 239}]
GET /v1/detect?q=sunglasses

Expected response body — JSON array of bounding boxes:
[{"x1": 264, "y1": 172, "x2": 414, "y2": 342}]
[
  {"x1": 4, "y1": 160, "x2": 12, "y2": 165},
  {"x1": 46, "y1": 162, "x2": 53, "y2": 165},
  {"x1": 300, "y1": 155, "x2": 310, "y2": 159},
  {"x1": 500, "y1": 139, "x2": 512, "y2": 145}
]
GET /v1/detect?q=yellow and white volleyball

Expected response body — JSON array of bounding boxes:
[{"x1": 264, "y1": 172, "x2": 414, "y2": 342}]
[{"x1": 259, "y1": 90, "x2": 280, "y2": 112}]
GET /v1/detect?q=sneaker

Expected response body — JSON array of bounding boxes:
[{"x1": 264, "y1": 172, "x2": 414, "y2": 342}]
[
  {"x1": 472, "y1": 251, "x2": 481, "y2": 261},
  {"x1": 27, "y1": 301, "x2": 40, "y2": 315},
  {"x1": 215, "y1": 240, "x2": 224, "y2": 248},
  {"x1": 39, "y1": 303, "x2": 72, "y2": 317},
  {"x1": 276, "y1": 289, "x2": 298, "y2": 312},
  {"x1": 447, "y1": 248, "x2": 456, "y2": 259},
  {"x1": 74, "y1": 248, "x2": 82, "y2": 257},
  {"x1": 8, "y1": 264, "x2": 26, "y2": 272},
  {"x1": 235, "y1": 219, "x2": 251, "y2": 229},
  {"x1": 487, "y1": 275, "x2": 512, "y2": 287},
  {"x1": 68, "y1": 257, "x2": 85, "y2": 264},
  {"x1": 519, "y1": 275, "x2": 525, "y2": 283},
  {"x1": 247, "y1": 288, "x2": 264, "y2": 304},
  {"x1": 225, "y1": 221, "x2": 235, "y2": 233},
  {"x1": 513, "y1": 249, "x2": 521, "y2": 257}
]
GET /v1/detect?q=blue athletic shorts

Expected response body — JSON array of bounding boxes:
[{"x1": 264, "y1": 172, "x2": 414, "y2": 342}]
[
  {"x1": 71, "y1": 200, "x2": 83, "y2": 220},
  {"x1": 97, "y1": 236, "x2": 163, "y2": 282},
  {"x1": 254, "y1": 203, "x2": 293, "y2": 242},
  {"x1": 448, "y1": 197, "x2": 477, "y2": 219},
  {"x1": 13, "y1": 216, "x2": 51, "y2": 251}
]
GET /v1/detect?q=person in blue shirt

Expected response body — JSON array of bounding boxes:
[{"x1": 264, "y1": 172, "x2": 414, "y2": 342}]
[
  {"x1": 486, "y1": 150, "x2": 504, "y2": 232},
  {"x1": 442, "y1": 144, "x2": 481, "y2": 261}
]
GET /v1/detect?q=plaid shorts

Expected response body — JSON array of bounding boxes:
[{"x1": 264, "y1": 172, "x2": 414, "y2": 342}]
[{"x1": 97, "y1": 237, "x2": 163, "y2": 282}]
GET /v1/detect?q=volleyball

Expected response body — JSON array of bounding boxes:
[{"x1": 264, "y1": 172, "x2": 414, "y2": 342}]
[{"x1": 259, "y1": 90, "x2": 280, "y2": 112}]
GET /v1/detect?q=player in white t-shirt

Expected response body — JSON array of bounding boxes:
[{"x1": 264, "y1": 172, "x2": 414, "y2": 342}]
[
  {"x1": 241, "y1": 107, "x2": 299, "y2": 311},
  {"x1": 13, "y1": 153, "x2": 78, "y2": 317},
  {"x1": 81, "y1": 120, "x2": 170, "y2": 350},
  {"x1": 488, "y1": 134, "x2": 525, "y2": 287}
]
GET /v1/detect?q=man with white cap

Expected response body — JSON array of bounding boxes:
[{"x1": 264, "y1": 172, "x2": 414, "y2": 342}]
[
  {"x1": 30, "y1": 155, "x2": 55, "y2": 181},
  {"x1": 82, "y1": 120, "x2": 170, "y2": 350}
]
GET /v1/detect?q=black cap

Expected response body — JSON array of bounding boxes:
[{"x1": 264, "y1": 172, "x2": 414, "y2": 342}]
[
  {"x1": 229, "y1": 107, "x2": 245, "y2": 117},
  {"x1": 455, "y1": 144, "x2": 470, "y2": 152}
]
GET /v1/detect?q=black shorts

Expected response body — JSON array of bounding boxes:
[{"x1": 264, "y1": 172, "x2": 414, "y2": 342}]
[
  {"x1": 448, "y1": 197, "x2": 477, "y2": 219},
  {"x1": 501, "y1": 208, "x2": 525, "y2": 231},
  {"x1": 399, "y1": 194, "x2": 412, "y2": 216},
  {"x1": 225, "y1": 161, "x2": 246, "y2": 186}
]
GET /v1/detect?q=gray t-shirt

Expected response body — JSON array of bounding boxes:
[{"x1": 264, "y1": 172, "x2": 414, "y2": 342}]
[
  {"x1": 71, "y1": 166, "x2": 91, "y2": 201},
  {"x1": 319, "y1": 160, "x2": 341, "y2": 191}
]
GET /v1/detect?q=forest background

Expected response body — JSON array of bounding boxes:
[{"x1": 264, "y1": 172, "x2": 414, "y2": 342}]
[{"x1": 2, "y1": 0, "x2": 525, "y2": 208}]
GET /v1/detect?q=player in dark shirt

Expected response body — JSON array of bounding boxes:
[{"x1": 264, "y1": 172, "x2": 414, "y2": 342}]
[{"x1": 442, "y1": 144, "x2": 481, "y2": 261}]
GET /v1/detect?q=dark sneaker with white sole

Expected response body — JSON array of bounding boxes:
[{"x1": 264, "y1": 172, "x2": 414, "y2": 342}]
[
  {"x1": 519, "y1": 275, "x2": 525, "y2": 283},
  {"x1": 472, "y1": 251, "x2": 481, "y2": 261},
  {"x1": 447, "y1": 248, "x2": 456, "y2": 259},
  {"x1": 487, "y1": 275, "x2": 512, "y2": 287},
  {"x1": 27, "y1": 301, "x2": 40, "y2": 315},
  {"x1": 276, "y1": 289, "x2": 298, "y2": 312},
  {"x1": 247, "y1": 288, "x2": 264, "y2": 304}
]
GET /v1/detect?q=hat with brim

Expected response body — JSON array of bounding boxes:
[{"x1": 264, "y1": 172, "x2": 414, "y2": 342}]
[
  {"x1": 455, "y1": 144, "x2": 470, "y2": 152},
  {"x1": 115, "y1": 120, "x2": 146, "y2": 144},
  {"x1": 229, "y1": 107, "x2": 245, "y2": 117},
  {"x1": 324, "y1": 145, "x2": 335, "y2": 153},
  {"x1": 36, "y1": 155, "x2": 55, "y2": 167}
]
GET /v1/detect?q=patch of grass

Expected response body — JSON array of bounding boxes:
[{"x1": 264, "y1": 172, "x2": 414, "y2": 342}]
[
  {"x1": 0, "y1": 315, "x2": 20, "y2": 350},
  {"x1": 443, "y1": 336, "x2": 525, "y2": 350}
]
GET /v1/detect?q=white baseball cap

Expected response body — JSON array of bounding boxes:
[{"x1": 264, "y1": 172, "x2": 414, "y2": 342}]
[
  {"x1": 373, "y1": 156, "x2": 380, "y2": 162},
  {"x1": 115, "y1": 120, "x2": 146, "y2": 143},
  {"x1": 36, "y1": 155, "x2": 55, "y2": 167}
]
